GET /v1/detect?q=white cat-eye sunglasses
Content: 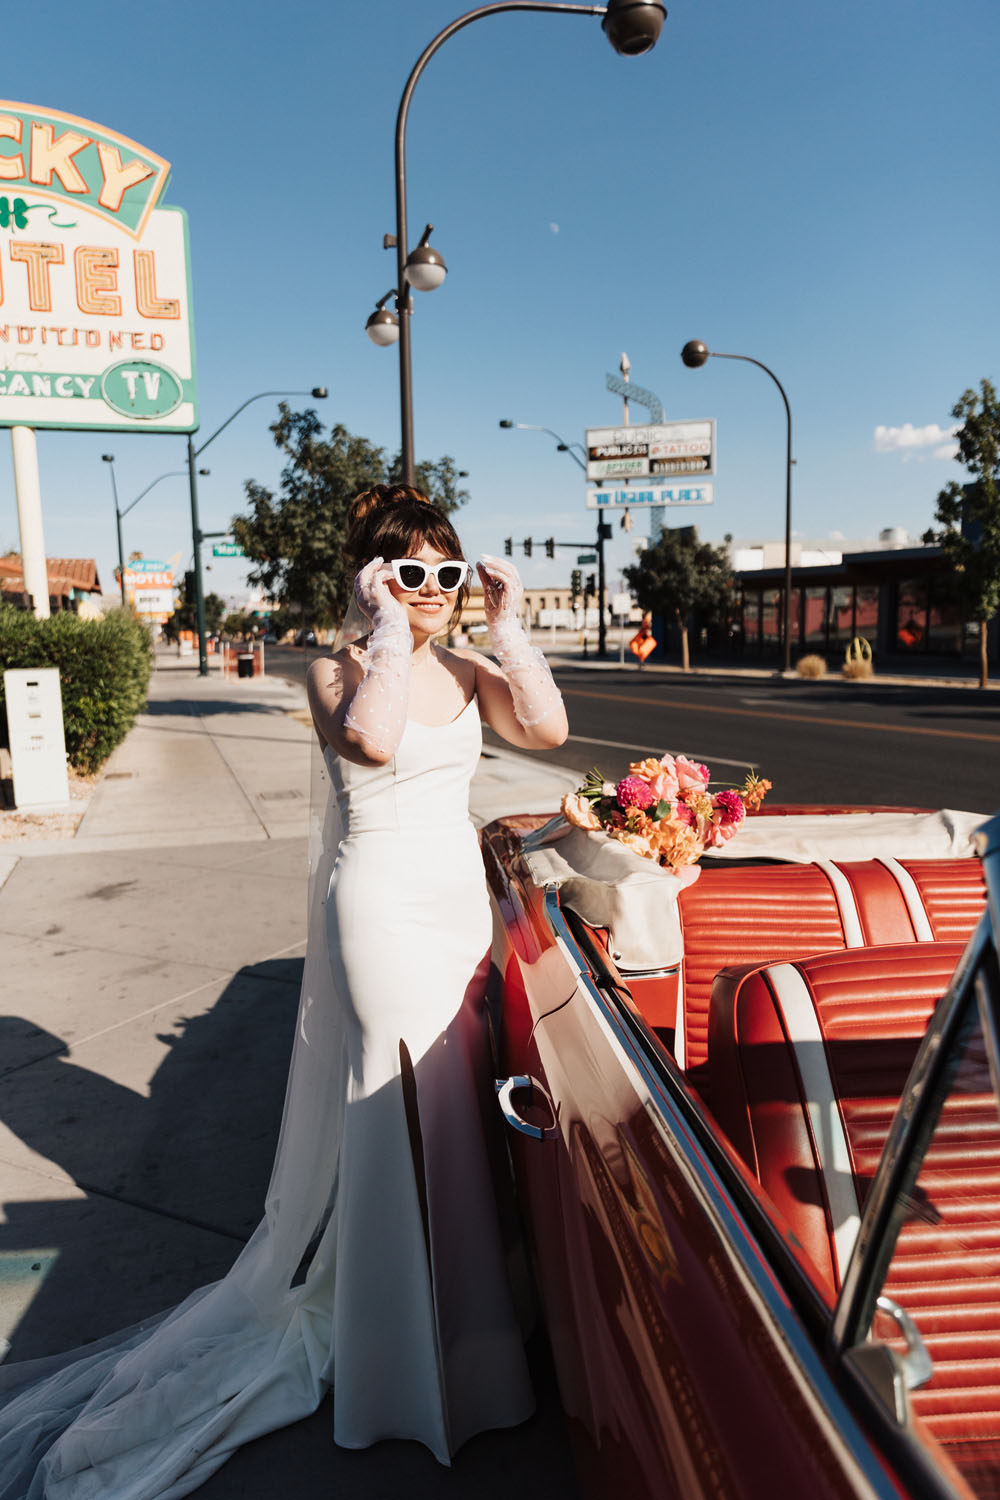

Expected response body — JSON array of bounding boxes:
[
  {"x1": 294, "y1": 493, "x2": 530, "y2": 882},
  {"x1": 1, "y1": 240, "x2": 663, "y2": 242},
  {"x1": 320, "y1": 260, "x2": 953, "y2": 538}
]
[{"x1": 389, "y1": 558, "x2": 469, "y2": 593}]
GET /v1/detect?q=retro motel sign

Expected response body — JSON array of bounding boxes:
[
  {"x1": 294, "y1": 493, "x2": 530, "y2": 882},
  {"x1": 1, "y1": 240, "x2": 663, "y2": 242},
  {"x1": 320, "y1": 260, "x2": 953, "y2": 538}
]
[{"x1": 0, "y1": 102, "x2": 197, "y2": 614}]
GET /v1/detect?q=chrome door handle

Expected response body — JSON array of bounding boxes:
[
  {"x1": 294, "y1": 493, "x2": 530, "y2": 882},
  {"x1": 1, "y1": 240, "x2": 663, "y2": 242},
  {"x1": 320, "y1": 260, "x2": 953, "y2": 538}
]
[
  {"x1": 495, "y1": 1075, "x2": 553, "y2": 1140},
  {"x1": 876, "y1": 1295, "x2": 933, "y2": 1391}
]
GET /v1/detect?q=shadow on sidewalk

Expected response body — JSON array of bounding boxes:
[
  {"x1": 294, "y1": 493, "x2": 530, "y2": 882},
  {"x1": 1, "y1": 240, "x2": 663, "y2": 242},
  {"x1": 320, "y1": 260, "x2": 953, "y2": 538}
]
[
  {"x1": 0, "y1": 956, "x2": 303, "y2": 1362},
  {"x1": 144, "y1": 698, "x2": 288, "y2": 720}
]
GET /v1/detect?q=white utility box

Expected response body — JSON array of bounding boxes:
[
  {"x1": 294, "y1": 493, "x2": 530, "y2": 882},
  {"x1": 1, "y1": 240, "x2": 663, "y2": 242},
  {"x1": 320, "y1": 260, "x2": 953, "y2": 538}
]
[{"x1": 3, "y1": 668, "x2": 70, "y2": 808}]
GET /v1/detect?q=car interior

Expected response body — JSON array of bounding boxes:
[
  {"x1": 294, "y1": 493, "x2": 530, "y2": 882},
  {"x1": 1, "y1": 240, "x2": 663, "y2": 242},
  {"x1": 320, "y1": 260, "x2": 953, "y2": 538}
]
[{"x1": 508, "y1": 828, "x2": 997, "y2": 1491}]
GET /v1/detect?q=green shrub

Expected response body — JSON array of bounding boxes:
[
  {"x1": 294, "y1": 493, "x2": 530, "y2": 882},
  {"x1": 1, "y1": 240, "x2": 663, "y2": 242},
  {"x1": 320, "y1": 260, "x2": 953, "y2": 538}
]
[{"x1": 0, "y1": 606, "x2": 153, "y2": 773}]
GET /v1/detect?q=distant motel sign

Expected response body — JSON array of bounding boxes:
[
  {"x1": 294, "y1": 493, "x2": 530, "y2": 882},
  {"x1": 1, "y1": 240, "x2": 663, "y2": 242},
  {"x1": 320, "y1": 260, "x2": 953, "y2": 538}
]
[
  {"x1": 586, "y1": 483, "x2": 714, "y2": 509},
  {"x1": 585, "y1": 420, "x2": 715, "y2": 482},
  {"x1": 0, "y1": 102, "x2": 196, "y2": 432},
  {"x1": 123, "y1": 560, "x2": 174, "y2": 623}
]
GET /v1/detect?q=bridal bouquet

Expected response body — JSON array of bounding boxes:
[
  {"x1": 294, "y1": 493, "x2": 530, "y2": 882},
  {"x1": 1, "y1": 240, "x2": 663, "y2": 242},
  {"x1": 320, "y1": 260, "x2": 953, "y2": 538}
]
[{"x1": 561, "y1": 753, "x2": 771, "y2": 873}]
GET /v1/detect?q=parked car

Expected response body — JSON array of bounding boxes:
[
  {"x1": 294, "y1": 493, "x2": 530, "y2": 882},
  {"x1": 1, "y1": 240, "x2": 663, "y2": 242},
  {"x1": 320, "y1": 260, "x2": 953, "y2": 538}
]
[
  {"x1": 293, "y1": 629, "x2": 317, "y2": 647},
  {"x1": 484, "y1": 805, "x2": 999, "y2": 1500}
]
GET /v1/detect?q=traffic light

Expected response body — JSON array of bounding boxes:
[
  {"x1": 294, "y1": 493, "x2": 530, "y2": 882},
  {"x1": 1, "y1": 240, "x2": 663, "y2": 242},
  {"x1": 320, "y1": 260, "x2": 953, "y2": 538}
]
[
  {"x1": 504, "y1": 537, "x2": 512, "y2": 556},
  {"x1": 523, "y1": 537, "x2": 532, "y2": 558},
  {"x1": 620, "y1": 511, "x2": 633, "y2": 532},
  {"x1": 570, "y1": 569, "x2": 582, "y2": 598},
  {"x1": 544, "y1": 537, "x2": 555, "y2": 559},
  {"x1": 184, "y1": 570, "x2": 195, "y2": 600},
  {"x1": 586, "y1": 573, "x2": 596, "y2": 597}
]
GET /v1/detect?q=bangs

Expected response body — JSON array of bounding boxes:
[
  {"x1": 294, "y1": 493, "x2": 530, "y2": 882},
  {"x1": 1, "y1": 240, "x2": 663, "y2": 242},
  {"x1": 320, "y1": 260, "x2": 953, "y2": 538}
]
[{"x1": 376, "y1": 503, "x2": 464, "y2": 563}]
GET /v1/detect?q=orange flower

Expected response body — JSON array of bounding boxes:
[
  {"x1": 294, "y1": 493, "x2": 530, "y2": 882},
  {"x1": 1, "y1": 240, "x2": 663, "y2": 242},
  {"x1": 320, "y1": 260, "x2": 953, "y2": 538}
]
[
  {"x1": 742, "y1": 773, "x2": 773, "y2": 813},
  {"x1": 648, "y1": 818, "x2": 703, "y2": 871},
  {"x1": 561, "y1": 792, "x2": 602, "y2": 831}
]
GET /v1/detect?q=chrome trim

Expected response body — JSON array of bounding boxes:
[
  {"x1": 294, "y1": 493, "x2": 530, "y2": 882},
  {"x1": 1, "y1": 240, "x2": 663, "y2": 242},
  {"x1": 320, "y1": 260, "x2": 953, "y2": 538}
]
[
  {"x1": 495, "y1": 1074, "x2": 551, "y2": 1141},
  {"x1": 540, "y1": 887, "x2": 904, "y2": 1498},
  {"x1": 875, "y1": 1296, "x2": 933, "y2": 1392},
  {"x1": 616, "y1": 961, "x2": 681, "y2": 979}
]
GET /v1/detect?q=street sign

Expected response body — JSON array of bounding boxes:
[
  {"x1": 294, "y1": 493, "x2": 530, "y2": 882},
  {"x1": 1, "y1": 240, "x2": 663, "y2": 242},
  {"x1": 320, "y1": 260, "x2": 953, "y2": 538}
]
[
  {"x1": 586, "y1": 484, "x2": 714, "y2": 509},
  {"x1": 212, "y1": 542, "x2": 244, "y2": 557},
  {"x1": 577, "y1": 552, "x2": 597, "y2": 564},
  {"x1": 0, "y1": 100, "x2": 197, "y2": 433},
  {"x1": 585, "y1": 420, "x2": 715, "y2": 481}
]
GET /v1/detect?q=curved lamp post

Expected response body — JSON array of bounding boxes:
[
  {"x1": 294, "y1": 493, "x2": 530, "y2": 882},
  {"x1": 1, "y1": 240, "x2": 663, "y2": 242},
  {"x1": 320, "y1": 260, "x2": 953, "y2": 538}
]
[
  {"x1": 370, "y1": 0, "x2": 667, "y2": 484},
  {"x1": 187, "y1": 387, "x2": 328, "y2": 675},
  {"x1": 680, "y1": 339, "x2": 794, "y2": 673},
  {"x1": 102, "y1": 457, "x2": 206, "y2": 607},
  {"x1": 499, "y1": 417, "x2": 612, "y2": 657}
]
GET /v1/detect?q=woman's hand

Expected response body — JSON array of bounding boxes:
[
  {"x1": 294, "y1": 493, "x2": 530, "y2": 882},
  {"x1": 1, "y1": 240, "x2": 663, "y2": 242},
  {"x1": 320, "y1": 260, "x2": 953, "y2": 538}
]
[
  {"x1": 354, "y1": 556, "x2": 407, "y2": 625},
  {"x1": 477, "y1": 554, "x2": 524, "y2": 627}
]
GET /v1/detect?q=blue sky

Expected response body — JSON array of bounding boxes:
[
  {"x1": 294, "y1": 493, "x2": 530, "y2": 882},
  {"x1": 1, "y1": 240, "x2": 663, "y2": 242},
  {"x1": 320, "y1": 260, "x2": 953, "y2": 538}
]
[{"x1": 1, "y1": 0, "x2": 997, "y2": 601}]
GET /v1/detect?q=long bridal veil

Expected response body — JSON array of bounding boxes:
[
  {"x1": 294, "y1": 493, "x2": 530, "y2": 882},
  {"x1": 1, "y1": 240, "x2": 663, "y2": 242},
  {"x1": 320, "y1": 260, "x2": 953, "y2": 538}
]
[{"x1": 0, "y1": 631, "x2": 357, "y2": 1499}]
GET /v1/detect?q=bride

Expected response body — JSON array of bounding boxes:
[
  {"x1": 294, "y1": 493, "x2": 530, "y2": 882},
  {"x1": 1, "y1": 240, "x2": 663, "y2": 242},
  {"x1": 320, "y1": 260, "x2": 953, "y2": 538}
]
[{"x1": 0, "y1": 484, "x2": 568, "y2": 1498}]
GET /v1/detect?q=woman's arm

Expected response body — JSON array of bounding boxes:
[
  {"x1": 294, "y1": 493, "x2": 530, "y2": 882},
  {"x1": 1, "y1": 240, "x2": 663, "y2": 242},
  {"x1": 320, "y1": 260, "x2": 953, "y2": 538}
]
[
  {"x1": 461, "y1": 554, "x2": 568, "y2": 751},
  {"x1": 306, "y1": 559, "x2": 413, "y2": 766}
]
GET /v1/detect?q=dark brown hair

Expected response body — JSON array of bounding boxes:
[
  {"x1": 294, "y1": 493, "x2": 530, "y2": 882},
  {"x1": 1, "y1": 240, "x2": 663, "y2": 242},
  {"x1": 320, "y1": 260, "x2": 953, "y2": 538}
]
[{"x1": 344, "y1": 484, "x2": 470, "y2": 621}]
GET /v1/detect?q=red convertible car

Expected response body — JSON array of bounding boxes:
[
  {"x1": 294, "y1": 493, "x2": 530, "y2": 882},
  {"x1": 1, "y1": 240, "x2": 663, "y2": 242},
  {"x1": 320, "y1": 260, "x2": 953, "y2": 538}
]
[{"x1": 484, "y1": 805, "x2": 1000, "y2": 1500}]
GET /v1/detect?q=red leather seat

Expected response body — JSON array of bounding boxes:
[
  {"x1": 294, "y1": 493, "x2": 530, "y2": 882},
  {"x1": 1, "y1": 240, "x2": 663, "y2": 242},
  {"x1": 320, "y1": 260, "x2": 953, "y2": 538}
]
[
  {"x1": 707, "y1": 939, "x2": 1000, "y2": 1474},
  {"x1": 675, "y1": 858, "x2": 986, "y2": 1082}
]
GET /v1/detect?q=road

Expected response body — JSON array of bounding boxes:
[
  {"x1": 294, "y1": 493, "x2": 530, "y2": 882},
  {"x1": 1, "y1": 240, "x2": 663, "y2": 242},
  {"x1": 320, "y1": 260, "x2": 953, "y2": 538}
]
[{"x1": 264, "y1": 646, "x2": 1000, "y2": 814}]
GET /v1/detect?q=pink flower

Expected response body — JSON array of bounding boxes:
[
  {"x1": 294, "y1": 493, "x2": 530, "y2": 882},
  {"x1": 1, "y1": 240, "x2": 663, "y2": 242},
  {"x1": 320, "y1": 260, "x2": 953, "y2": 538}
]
[
  {"x1": 702, "y1": 818, "x2": 741, "y2": 848},
  {"x1": 561, "y1": 793, "x2": 601, "y2": 831},
  {"x1": 713, "y1": 790, "x2": 746, "y2": 826},
  {"x1": 674, "y1": 755, "x2": 711, "y2": 791},
  {"x1": 673, "y1": 800, "x2": 696, "y2": 827},
  {"x1": 616, "y1": 776, "x2": 656, "y2": 811},
  {"x1": 629, "y1": 754, "x2": 679, "y2": 805}
]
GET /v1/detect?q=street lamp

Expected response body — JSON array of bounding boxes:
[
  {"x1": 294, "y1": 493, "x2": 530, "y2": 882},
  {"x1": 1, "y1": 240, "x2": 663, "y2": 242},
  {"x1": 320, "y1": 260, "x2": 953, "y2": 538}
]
[
  {"x1": 373, "y1": 1, "x2": 667, "y2": 485},
  {"x1": 186, "y1": 387, "x2": 328, "y2": 676},
  {"x1": 499, "y1": 416, "x2": 612, "y2": 657},
  {"x1": 680, "y1": 339, "x2": 795, "y2": 674},
  {"x1": 102, "y1": 457, "x2": 206, "y2": 608}
]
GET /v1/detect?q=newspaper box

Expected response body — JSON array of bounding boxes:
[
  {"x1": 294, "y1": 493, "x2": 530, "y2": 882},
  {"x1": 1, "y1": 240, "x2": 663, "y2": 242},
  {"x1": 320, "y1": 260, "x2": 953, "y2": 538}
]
[{"x1": 3, "y1": 667, "x2": 70, "y2": 808}]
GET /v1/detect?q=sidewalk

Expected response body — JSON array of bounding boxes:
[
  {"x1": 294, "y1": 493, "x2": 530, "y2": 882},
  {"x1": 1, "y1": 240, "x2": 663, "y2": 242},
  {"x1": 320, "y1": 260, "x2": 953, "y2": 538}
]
[
  {"x1": 540, "y1": 648, "x2": 997, "y2": 690},
  {"x1": 0, "y1": 652, "x2": 580, "y2": 1498}
]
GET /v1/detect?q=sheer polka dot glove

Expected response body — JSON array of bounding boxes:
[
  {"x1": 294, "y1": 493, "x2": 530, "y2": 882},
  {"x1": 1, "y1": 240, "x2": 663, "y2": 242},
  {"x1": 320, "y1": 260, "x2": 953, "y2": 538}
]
[
  {"x1": 342, "y1": 557, "x2": 412, "y2": 758},
  {"x1": 478, "y1": 554, "x2": 564, "y2": 729}
]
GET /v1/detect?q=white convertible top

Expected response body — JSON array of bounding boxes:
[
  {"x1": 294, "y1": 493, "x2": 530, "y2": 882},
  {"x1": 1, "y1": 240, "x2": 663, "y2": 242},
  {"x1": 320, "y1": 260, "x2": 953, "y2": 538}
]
[{"x1": 522, "y1": 809, "x2": 989, "y2": 972}]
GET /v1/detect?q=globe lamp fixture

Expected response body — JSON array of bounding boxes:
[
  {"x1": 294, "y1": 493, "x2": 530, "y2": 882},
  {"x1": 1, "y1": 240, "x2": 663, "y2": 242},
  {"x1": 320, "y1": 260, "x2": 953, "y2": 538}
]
[
  {"x1": 366, "y1": 291, "x2": 400, "y2": 347},
  {"x1": 602, "y1": 0, "x2": 667, "y2": 56},
  {"x1": 405, "y1": 224, "x2": 447, "y2": 292},
  {"x1": 680, "y1": 339, "x2": 710, "y2": 369}
]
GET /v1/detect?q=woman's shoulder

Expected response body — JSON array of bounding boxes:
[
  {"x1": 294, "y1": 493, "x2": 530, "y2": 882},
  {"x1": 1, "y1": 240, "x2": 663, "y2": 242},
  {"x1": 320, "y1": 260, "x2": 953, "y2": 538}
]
[{"x1": 306, "y1": 644, "x2": 365, "y2": 698}]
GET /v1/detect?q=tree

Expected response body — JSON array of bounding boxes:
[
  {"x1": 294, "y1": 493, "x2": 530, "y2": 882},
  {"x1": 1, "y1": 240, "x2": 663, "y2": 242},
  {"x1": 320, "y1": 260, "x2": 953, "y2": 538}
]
[
  {"x1": 922, "y1": 378, "x2": 1000, "y2": 688},
  {"x1": 624, "y1": 525, "x2": 733, "y2": 671},
  {"x1": 231, "y1": 406, "x2": 469, "y2": 628}
]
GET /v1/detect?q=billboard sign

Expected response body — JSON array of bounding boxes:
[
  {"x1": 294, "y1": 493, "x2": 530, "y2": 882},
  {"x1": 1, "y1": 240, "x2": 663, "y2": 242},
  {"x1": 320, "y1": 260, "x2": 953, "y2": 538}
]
[
  {"x1": 585, "y1": 420, "x2": 715, "y2": 481},
  {"x1": 586, "y1": 483, "x2": 714, "y2": 509},
  {"x1": 0, "y1": 102, "x2": 196, "y2": 431},
  {"x1": 123, "y1": 559, "x2": 174, "y2": 623}
]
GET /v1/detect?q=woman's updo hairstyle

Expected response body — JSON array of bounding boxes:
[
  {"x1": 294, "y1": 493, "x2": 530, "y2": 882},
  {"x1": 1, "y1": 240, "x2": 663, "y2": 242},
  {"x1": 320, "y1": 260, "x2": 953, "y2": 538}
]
[{"x1": 345, "y1": 483, "x2": 470, "y2": 622}]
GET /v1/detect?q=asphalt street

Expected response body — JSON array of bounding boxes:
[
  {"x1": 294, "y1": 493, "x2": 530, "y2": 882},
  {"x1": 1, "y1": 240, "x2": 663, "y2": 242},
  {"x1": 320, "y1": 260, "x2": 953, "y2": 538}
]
[
  {"x1": 269, "y1": 645, "x2": 1000, "y2": 815},
  {"x1": 537, "y1": 669, "x2": 1000, "y2": 811}
]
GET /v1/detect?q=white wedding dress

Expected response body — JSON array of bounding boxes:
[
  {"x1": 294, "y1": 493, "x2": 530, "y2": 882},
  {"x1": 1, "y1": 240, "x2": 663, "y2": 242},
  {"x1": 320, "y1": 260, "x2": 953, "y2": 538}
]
[{"x1": 0, "y1": 695, "x2": 534, "y2": 1497}]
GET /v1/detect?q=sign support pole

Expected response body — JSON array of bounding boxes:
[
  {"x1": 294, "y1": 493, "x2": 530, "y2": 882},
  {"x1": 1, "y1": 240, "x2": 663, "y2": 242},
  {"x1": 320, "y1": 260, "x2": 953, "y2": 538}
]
[
  {"x1": 10, "y1": 427, "x2": 50, "y2": 619},
  {"x1": 187, "y1": 435, "x2": 209, "y2": 677}
]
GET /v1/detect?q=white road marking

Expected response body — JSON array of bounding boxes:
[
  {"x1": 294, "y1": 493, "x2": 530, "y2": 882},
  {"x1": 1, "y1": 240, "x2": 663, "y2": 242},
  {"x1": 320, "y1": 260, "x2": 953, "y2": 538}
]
[{"x1": 564, "y1": 733, "x2": 752, "y2": 769}]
